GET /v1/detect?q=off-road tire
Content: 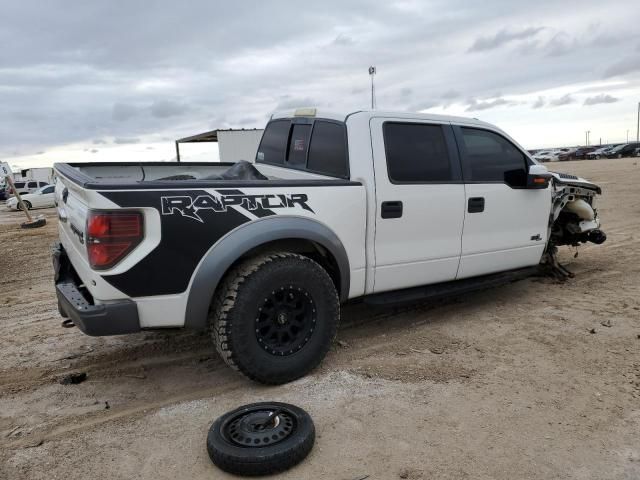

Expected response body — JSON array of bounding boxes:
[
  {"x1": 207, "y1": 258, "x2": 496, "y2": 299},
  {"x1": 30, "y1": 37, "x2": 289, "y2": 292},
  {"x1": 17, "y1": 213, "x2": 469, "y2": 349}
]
[
  {"x1": 210, "y1": 252, "x2": 339, "y2": 384},
  {"x1": 207, "y1": 402, "x2": 315, "y2": 476}
]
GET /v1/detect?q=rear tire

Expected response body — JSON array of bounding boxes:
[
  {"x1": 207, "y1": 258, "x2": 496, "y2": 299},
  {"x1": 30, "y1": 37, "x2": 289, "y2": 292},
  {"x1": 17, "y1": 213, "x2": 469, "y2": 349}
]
[{"x1": 210, "y1": 252, "x2": 340, "y2": 384}]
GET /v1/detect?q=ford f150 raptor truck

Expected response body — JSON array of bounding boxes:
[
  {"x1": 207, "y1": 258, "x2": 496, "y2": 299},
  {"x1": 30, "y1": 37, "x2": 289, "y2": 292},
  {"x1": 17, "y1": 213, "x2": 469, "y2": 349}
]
[{"x1": 53, "y1": 109, "x2": 606, "y2": 384}]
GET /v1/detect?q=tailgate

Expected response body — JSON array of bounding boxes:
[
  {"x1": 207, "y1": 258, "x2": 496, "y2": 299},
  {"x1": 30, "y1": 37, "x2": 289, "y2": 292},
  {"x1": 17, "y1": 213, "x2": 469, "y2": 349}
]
[{"x1": 55, "y1": 174, "x2": 91, "y2": 264}]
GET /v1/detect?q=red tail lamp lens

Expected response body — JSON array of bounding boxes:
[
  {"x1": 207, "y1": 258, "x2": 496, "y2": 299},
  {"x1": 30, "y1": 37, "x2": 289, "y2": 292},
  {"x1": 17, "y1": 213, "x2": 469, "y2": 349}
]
[{"x1": 86, "y1": 211, "x2": 143, "y2": 269}]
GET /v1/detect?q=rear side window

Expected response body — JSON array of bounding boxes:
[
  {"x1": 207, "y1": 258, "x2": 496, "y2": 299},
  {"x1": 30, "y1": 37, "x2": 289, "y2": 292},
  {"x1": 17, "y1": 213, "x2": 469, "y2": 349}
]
[
  {"x1": 27, "y1": 181, "x2": 37, "y2": 188},
  {"x1": 460, "y1": 128, "x2": 527, "y2": 186},
  {"x1": 256, "y1": 120, "x2": 290, "y2": 164},
  {"x1": 383, "y1": 122, "x2": 453, "y2": 183},
  {"x1": 42, "y1": 186, "x2": 55, "y2": 194},
  {"x1": 286, "y1": 124, "x2": 311, "y2": 166},
  {"x1": 307, "y1": 121, "x2": 348, "y2": 178},
  {"x1": 38, "y1": 182, "x2": 48, "y2": 187}
]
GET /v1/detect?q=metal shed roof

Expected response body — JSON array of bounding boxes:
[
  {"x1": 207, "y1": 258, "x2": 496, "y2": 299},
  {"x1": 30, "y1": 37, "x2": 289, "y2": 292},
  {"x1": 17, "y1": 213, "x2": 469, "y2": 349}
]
[{"x1": 174, "y1": 128, "x2": 263, "y2": 162}]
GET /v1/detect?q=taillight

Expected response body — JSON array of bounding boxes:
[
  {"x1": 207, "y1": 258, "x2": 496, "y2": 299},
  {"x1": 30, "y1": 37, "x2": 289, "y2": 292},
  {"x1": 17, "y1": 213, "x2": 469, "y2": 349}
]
[{"x1": 86, "y1": 211, "x2": 143, "y2": 269}]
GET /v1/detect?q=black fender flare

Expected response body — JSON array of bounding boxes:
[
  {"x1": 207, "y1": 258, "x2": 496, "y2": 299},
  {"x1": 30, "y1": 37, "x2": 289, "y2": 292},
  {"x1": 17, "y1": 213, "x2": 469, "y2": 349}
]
[{"x1": 184, "y1": 216, "x2": 350, "y2": 329}]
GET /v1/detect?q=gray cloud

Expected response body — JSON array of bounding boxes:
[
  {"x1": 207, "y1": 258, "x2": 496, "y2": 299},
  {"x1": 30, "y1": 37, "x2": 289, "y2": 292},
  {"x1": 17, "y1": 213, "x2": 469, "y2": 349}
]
[
  {"x1": 549, "y1": 94, "x2": 575, "y2": 107},
  {"x1": 584, "y1": 94, "x2": 619, "y2": 106},
  {"x1": 0, "y1": 0, "x2": 639, "y2": 160},
  {"x1": 112, "y1": 102, "x2": 138, "y2": 122},
  {"x1": 409, "y1": 100, "x2": 439, "y2": 111},
  {"x1": 400, "y1": 87, "x2": 412, "y2": 97},
  {"x1": 331, "y1": 34, "x2": 354, "y2": 46},
  {"x1": 466, "y1": 97, "x2": 511, "y2": 111},
  {"x1": 150, "y1": 99, "x2": 190, "y2": 118},
  {"x1": 545, "y1": 33, "x2": 577, "y2": 57},
  {"x1": 532, "y1": 96, "x2": 545, "y2": 108},
  {"x1": 113, "y1": 137, "x2": 140, "y2": 144},
  {"x1": 441, "y1": 90, "x2": 460, "y2": 100},
  {"x1": 275, "y1": 96, "x2": 317, "y2": 110},
  {"x1": 90, "y1": 148, "x2": 99, "y2": 153},
  {"x1": 604, "y1": 55, "x2": 640, "y2": 77},
  {"x1": 468, "y1": 27, "x2": 545, "y2": 52},
  {"x1": 92, "y1": 138, "x2": 107, "y2": 144}
]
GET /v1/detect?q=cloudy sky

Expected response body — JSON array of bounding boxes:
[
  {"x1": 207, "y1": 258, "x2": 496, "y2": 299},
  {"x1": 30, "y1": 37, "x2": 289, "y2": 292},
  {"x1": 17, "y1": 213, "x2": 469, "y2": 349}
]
[{"x1": 1, "y1": 0, "x2": 640, "y2": 170}]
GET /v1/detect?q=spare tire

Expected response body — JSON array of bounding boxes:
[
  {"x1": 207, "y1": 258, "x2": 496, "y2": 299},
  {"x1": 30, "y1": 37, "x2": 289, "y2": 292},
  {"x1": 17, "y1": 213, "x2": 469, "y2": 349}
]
[{"x1": 207, "y1": 402, "x2": 315, "y2": 476}]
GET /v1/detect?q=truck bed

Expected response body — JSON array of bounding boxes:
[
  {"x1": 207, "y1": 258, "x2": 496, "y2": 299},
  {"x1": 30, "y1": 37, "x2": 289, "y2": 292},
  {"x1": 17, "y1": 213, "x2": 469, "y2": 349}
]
[{"x1": 55, "y1": 162, "x2": 358, "y2": 190}]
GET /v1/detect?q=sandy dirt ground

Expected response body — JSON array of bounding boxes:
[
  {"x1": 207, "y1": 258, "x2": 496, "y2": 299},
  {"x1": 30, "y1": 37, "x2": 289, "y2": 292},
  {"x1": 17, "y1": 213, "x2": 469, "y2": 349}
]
[{"x1": 1, "y1": 158, "x2": 639, "y2": 479}]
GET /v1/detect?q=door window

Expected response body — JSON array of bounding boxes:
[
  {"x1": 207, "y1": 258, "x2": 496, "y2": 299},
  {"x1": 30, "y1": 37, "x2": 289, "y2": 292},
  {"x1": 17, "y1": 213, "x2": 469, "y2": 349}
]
[
  {"x1": 27, "y1": 181, "x2": 37, "y2": 188},
  {"x1": 383, "y1": 122, "x2": 453, "y2": 183},
  {"x1": 42, "y1": 186, "x2": 55, "y2": 194},
  {"x1": 460, "y1": 128, "x2": 527, "y2": 187}
]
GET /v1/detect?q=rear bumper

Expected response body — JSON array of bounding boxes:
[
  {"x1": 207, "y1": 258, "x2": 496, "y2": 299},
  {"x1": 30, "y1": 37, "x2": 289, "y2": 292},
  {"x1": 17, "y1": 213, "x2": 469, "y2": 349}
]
[{"x1": 53, "y1": 242, "x2": 141, "y2": 336}]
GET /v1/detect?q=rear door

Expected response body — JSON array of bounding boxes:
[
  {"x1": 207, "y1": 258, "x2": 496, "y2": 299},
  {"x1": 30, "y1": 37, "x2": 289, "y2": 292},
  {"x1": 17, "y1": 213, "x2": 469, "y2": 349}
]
[
  {"x1": 371, "y1": 117, "x2": 465, "y2": 293},
  {"x1": 454, "y1": 126, "x2": 551, "y2": 279}
]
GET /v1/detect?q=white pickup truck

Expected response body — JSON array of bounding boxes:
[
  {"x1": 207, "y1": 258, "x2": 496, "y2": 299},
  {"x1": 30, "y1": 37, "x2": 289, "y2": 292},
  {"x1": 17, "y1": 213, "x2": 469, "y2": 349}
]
[{"x1": 53, "y1": 108, "x2": 606, "y2": 384}]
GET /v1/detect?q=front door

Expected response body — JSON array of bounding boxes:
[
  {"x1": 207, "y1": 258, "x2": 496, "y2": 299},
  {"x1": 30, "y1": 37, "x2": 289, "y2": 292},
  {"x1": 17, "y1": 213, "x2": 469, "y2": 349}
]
[
  {"x1": 371, "y1": 117, "x2": 466, "y2": 293},
  {"x1": 453, "y1": 125, "x2": 552, "y2": 279}
]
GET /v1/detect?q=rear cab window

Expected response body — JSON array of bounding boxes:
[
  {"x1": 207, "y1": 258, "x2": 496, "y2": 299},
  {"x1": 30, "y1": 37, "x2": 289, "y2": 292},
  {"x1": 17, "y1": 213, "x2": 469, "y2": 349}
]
[{"x1": 256, "y1": 118, "x2": 349, "y2": 178}]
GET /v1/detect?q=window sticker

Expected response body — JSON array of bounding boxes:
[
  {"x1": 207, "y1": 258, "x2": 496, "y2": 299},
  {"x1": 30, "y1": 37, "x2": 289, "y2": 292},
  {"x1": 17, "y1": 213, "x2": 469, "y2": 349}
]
[{"x1": 293, "y1": 139, "x2": 305, "y2": 151}]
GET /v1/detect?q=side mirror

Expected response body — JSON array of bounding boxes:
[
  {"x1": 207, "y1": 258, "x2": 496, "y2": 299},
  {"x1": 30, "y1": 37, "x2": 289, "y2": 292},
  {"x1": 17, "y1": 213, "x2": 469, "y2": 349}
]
[{"x1": 527, "y1": 164, "x2": 552, "y2": 189}]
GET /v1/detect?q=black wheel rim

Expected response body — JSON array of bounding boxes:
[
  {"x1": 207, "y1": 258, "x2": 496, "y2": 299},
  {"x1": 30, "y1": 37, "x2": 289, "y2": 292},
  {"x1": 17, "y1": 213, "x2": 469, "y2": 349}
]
[
  {"x1": 255, "y1": 285, "x2": 316, "y2": 356},
  {"x1": 222, "y1": 406, "x2": 296, "y2": 447}
]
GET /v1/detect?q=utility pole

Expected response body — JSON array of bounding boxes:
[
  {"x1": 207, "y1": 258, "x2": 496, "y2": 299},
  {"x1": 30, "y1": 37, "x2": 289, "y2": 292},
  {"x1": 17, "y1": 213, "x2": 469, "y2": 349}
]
[
  {"x1": 585, "y1": 130, "x2": 590, "y2": 146},
  {"x1": 627, "y1": 129, "x2": 630, "y2": 143},
  {"x1": 637, "y1": 102, "x2": 639, "y2": 142},
  {"x1": 368, "y1": 66, "x2": 376, "y2": 110}
]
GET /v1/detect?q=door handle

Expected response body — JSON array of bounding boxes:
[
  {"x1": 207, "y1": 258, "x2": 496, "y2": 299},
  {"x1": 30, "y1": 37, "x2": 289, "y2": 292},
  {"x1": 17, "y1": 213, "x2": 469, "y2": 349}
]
[
  {"x1": 381, "y1": 201, "x2": 403, "y2": 219},
  {"x1": 468, "y1": 197, "x2": 485, "y2": 213}
]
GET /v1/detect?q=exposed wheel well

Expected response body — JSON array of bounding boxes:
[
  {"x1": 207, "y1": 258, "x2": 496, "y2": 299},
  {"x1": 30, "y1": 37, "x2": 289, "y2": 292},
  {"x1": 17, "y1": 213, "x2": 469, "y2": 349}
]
[{"x1": 219, "y1": 238, "x2": 341, "y2": 299}]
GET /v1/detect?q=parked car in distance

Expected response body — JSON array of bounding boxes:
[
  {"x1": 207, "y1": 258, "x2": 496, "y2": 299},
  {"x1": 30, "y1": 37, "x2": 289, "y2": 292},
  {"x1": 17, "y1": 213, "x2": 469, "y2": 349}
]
[
  {"x1": 557, "y1": 148, "x2": 578, "y2": 161},
  {"x1": 533, "y1": 150, "x2": 558, "y2": 162},
  {"x1": 5, "y1": 184, "x2": 56, "y2": 210},
  {"x1": 634, "y1": 147, "x2": 640, "y2": 157},
  {"x1": 573, "y1": 146, "x2": 597, "y2": 160},
  {"x1": 6, "y1": 180, "x2": 49, "y2": 197},
  {"x1": 605, "y1": 142, "x2": 640, "y2": 159},
  {"x1": 586, "y1": 146, "x2": 614, "y2": 160}
]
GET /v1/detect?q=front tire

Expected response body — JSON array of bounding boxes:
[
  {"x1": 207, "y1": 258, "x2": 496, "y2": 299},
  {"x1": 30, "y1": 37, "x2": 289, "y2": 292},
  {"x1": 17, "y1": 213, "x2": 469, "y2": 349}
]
[
  {"x1": 19, "y1": 201, "x2": 32, "y2": 210},
  {"x1": 210, "y1": 252, "x2": 340, "y2": 384}
]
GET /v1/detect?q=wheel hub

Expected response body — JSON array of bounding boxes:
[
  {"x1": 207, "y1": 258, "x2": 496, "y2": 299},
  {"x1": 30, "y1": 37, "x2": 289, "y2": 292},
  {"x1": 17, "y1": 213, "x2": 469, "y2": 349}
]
[
  {"x1": 255, "y1": 285, "x2": 316, "y2": 356},
  {"x1": 223, "y1": 408, "x2": 295, "y2": 447}
]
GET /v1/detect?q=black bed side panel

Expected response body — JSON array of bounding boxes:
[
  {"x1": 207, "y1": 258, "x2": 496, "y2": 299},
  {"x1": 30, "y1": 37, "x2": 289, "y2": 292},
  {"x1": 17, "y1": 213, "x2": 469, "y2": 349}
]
[{"x1": 99, "y1": 190, "x2": 253, "y2": 297}]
